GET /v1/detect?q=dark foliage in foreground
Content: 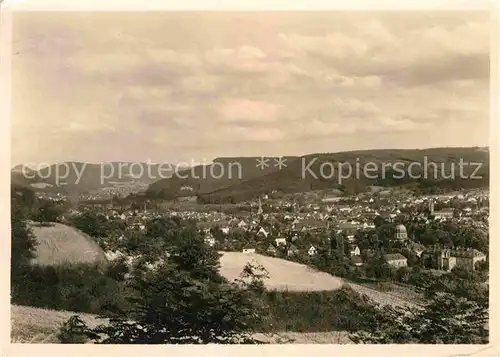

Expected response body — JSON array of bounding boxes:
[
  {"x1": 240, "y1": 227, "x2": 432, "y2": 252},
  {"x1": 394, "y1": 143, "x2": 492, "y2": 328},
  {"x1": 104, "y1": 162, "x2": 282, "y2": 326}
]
[
  {"x1": 348, "y1": 292, "x2": 488, "y2": 344},
  {"x1": 59, "y1": 235, "x2": 269, "y2": 344},
  {"x1": 261, "y1": 286, "x2": 387, "y2": 333}
]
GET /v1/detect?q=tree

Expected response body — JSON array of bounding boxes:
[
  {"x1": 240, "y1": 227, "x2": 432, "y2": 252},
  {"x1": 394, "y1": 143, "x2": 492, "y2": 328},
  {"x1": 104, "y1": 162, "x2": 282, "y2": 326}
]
[
  {"x1": 93, "y1": 267, "x2": 263, "y2": 343},
  {"x1": 401, "y1": 249, "x2": 419, "y2": 267},
  {"x1": 61, "y1": 227, "x2": 268, "y2": 344},
  {"x1": 365, "y1": 255, "x2": 392, "y2": 280},
  {"x1": 377, "y1": 224, "x2": 395, "y2": 249},
  {"x1": 236, "y1": 261, "x2": 270, "y2": 294},
  {"x1": 350, "y1": 292, "x2": 488, "y2": 344},
  {"x1": 57, "y1": 315, "x2": 100, "y2": 344},
  {"x1": 11, "y1": 185, "x2": 36, "y2": 217},
  {"x1": 105, "y1": 256, "x2": 130, "y2": 282},
  {"x1": 169, "y1": 229, "x2": 222, "y2": 282},
  {"x1": 67, "y1": 262, "x2": 266, "y2": 344},
  {"x1": 71, "y1": 212, "x2": 109, "y2": 238},
  {"x1": 374, "y1": 215, "x2": 388, "y2": 229},
  {"x1": 145, "y1": 217, "x2": 180, "y2": 239},
  {"x1": 33, "y1": 199, "x2": 62, "y2": 224},
  {"x1": 475, "y1": 260, "x2": 488, "y2": 273},
  {"x1": 395, "y1": 266, "x2": 411, "y2": 284},
  {"x1": 11, "y1": 209, "x2": 38, "y2": 298}
]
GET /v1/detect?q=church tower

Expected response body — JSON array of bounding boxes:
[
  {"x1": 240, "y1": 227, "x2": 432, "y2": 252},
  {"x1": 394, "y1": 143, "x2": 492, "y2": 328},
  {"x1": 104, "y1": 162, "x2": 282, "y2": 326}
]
[{"x1": 257, "y1": 197, "x2": 263, "y2": 215}]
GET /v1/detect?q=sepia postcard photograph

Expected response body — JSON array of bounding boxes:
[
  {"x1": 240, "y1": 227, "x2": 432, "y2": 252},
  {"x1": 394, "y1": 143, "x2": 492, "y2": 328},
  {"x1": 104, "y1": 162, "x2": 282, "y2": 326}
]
[{"x1": 1, "y1": 0, "x2": 497, "y2": 354}]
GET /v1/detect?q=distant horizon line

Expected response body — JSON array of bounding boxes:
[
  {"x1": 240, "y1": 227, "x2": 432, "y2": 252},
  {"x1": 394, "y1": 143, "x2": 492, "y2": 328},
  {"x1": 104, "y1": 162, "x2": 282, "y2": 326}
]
[{"x1": 11, "y1": 145, "x2": 489, "y2": 169}]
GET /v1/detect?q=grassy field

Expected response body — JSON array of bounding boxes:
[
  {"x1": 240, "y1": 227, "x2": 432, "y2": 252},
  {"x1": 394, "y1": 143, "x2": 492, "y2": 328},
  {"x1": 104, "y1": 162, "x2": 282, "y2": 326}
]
[
  {"x1": 219, "y1": 252, "x2": 344, "y2": 291},
  {"x1": 11, "y1": 305, "x2": 352, "y2": 344},
  {"x1": 11, "y1": 305, "x2": 108, "y2": 343},
  {"x1": 219, "y1": 252, "x2": 418, "y2": 309},
  {"x1": 30, "y1": 223, "x2": 107, "y2": 266}
]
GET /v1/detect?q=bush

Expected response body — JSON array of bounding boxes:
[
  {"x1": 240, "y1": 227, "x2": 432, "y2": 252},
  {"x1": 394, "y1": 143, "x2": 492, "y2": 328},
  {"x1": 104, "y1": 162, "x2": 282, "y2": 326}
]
[
  {"x1": 261, "y1": 285, "x2": 385, "y2": 333},
  {"x1": 12, "y1": 263, "x2": 129, "y2": 315},
  {"x1": 57, "y1": 315, "x2": 99, "y2": 344}
]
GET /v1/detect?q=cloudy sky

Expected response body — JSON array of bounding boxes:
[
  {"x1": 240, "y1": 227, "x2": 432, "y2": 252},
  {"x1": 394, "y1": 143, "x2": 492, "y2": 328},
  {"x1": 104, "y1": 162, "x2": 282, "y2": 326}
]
[{"x1": 11, "y1": 11, "x2": 489, "y2": 166}]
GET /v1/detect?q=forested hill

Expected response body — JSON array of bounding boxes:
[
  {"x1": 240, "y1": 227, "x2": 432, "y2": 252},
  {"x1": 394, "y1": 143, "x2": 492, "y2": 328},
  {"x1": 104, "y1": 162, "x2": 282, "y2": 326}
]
[{"x1": 146, "y1": 147, "x2": 489, "y2": 202}]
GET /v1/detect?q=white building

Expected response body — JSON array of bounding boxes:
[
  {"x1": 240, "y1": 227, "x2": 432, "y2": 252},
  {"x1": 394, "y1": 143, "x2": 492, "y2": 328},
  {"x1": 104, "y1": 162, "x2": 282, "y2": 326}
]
[
  {"x1": 308, "y1": 245, "x2": 317, "y2": 256},
  {"x1": 275, "y1": 237, "x2": 287, "y2": 247}
]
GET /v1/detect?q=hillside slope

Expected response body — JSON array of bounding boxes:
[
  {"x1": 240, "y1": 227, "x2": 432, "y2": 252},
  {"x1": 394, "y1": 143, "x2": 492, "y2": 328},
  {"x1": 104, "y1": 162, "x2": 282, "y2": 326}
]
[
  {"x1": 30, "y1": 223, "x2": 107, "y2": 266},
  {"x1": 219, "y1": 252, "x2": 419, "y2": 309},
  {"x1": 201, "y1": 147, "x2": 489, "y2": 202},
  {"x1": 146, "y1": 156, "x2": 300, "y2": 199},
  {"x1": 11, "y1": 305, "x2": 107, "y2": 343},
  {"x1": 11, "y1": 162, "x2": 176, "y2": 194},
  {"x1": 11, "y1": 304, "x2": 352, "y2": 344},
  {"x1": 219, "y1": 252, "x2": 344, "y2": 291}
]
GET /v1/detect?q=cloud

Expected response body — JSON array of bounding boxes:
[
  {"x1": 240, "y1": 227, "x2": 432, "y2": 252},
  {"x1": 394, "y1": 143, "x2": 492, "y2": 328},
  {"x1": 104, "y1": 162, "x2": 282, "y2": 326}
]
[
  {"x1": 205, "y1": 45, "x2": 270, "y2": 74},
  {"x1": 72, "y1": 52, "x2": 144, "y2": 74},
  {"x1": 11, "y1": 12, "x2": 489, "y2": 165},
  {"x1": 207, "y1": 126, "x2": 285, "y2": 142},
  {"x1": 121, "y1": 85, "x2": 173, "y2": 100},
  {"x1": 331, "y1": 98, "x2": 381, "y2": 117},
  {"x1": 145, "y1": 48, "x2": 201, "y2": 69},
  {"x1": 280, "y1": 19, "x2": 489, "y2": 86},
  {"x1": 215, "y1": 98, "x2": 281, "y2": 123},
  {"x1": 137, "y1": 110, "x2": 196, "y2": 129},
  {"x1": 365, "y1": 117, "x2": 431, "y2": 133},
  {"x1": 181, "y1": 75, "x2": 220, "y2": 93}
]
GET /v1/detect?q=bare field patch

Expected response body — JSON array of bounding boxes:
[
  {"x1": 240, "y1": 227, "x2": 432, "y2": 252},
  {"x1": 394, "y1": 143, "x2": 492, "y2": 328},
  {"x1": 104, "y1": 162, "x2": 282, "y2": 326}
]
[
  {"x1": 219, "y1": 252, "x2": 344, "y2": 291},
  {"x1": 30, "y1": 223, "x2": 107, "y2": 266}
]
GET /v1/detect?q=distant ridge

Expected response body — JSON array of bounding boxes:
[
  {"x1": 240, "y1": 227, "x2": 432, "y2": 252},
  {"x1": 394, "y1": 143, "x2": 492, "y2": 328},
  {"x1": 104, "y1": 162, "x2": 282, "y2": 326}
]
[
  {"x1": 146, "y1": 147, "x2": 489, "y2": 202},
  {"x1": 146, "y1": 156, "x2": 300, "y2": 199},
  {"x1": 12, "y1": 147, "x2": 488, "y2": 199},
  {"x1": 10, "y1": 161, "x2": 177, "y2": 194}
]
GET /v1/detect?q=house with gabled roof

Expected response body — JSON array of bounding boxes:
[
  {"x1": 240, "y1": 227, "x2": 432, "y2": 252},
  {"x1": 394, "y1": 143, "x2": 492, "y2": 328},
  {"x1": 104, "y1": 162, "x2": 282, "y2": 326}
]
[
  {"x1": 256, "y1": 226, "x2": 269, "y2": 238},
  {"x1": 407, "y1": 242, "x2": 425, "y2": 257},
  {"x1": 266, "y1": 244, "x2": 277, "y2": 255},
  {"x1": 349, "y1": 244, "x2": 361, "y2": 256},
  {"x1": 293, "y1": 219, "x2": 327, "y2": 232},
  {"x1": 308, "y1": 245, "x2": 317, "y2": 256}
]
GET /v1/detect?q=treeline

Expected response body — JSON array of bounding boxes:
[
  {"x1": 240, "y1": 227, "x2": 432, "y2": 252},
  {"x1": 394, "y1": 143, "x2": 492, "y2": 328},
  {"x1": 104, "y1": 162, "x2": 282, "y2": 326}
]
[
  {"x1": 11, "y1": 184, "x2": 66, "y2": 224},
  {"x1": 12, "y1": 262, "x2": 130, "y2": 315},
  {"x1": 178, "y1": 167, "x2": 489, "y2": 204},
  {"x1": 261, "y1": 287, "x2": 385, "y2": 333}
]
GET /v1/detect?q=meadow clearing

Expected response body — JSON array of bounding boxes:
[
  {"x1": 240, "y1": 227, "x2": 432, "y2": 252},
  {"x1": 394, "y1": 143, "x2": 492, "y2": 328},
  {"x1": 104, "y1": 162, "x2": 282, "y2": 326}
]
[
  {"x1": 30, "y1": 223, "x2": 107, "y2": 266},
  {"x1": 219, "y1": 251, "x2": 345, "y2": 291}
]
